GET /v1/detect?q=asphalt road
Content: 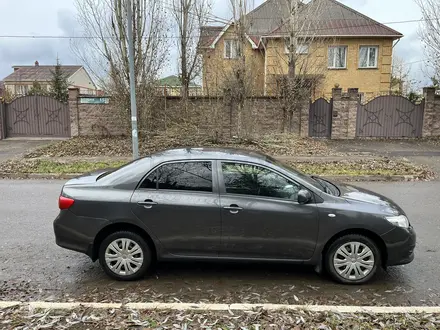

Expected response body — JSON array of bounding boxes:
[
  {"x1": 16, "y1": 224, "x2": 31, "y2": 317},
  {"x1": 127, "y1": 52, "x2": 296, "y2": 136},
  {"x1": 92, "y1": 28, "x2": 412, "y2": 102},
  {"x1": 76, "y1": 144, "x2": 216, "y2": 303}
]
[{"x1": 1, "y1": 180, "x2": 439, "y2": 306}]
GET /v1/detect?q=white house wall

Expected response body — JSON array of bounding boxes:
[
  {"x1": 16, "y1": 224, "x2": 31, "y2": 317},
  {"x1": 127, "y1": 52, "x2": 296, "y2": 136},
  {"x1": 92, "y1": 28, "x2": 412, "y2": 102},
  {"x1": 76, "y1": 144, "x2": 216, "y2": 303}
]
[{"x1": 69, "y1": 68, "x2": 96, "y2": 94}]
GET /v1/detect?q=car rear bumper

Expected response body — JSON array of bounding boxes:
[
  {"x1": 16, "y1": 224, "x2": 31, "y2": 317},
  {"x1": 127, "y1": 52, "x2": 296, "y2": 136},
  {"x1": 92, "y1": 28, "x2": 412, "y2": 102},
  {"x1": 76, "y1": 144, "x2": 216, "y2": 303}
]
[
  {"x1": 382, "y1": 226, "x2": 416, "y2": 266},
  {"x1": 53, "y1": 210, "x2": 108, "y2": 259}
]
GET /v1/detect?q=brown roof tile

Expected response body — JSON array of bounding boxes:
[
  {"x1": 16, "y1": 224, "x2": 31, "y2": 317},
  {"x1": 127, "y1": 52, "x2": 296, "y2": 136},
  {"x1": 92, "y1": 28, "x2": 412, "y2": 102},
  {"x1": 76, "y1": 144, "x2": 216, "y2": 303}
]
[
  {"x1": 200, "y1": 0, "x2": 402, "y2": 49},
  {"x1": 3, "y1": 65, "x2": 82, "y2": 82},
  {"x1": 271, "y1": 0, "x2": 403, "y2": 37},
  {"x1": 199, "y1": 26, "x2": 224, "y2": 48}
]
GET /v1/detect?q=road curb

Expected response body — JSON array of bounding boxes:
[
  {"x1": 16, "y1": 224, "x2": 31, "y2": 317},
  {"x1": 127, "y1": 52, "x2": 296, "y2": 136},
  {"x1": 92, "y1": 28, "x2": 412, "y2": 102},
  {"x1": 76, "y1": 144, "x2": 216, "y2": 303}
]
[
  {"x1": 0, "y1": 173, "x2": 79, "y2": 180},
  {"x1": 0, "y1": 172, "x2": 421, "y2": 182},
  {"x1": 1, "y1": 301, "x2": 440, "y2": 314}
]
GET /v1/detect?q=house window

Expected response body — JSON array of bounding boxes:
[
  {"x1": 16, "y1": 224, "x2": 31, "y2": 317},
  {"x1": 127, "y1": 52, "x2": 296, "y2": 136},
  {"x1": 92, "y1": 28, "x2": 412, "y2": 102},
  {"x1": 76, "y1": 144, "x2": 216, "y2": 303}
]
[
  {"x1": 284, "y1": 41, "x2": 309, "y2": 55},
  {"x1": 297, "y1": 44, "x2": 309, "y2": 55},
  {"x1": 224, "y1": 40, "x2": 239, "y2": 59},
  {"x1": 18, "y1": 85, "x2": 29, "y2": 95},
  {"x1": 359, "y1": 46, "x2": 378, "y2": 68},
  {"x1": 328, "y1": 46, "x2": 347, "y2": 69}
]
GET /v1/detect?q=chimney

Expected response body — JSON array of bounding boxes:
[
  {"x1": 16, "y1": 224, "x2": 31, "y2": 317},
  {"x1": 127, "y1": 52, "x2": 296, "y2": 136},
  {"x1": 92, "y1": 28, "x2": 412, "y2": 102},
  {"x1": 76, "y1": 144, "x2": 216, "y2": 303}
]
[{"x1": 35, "y1": 61, "x2": 39, "y2": 66}]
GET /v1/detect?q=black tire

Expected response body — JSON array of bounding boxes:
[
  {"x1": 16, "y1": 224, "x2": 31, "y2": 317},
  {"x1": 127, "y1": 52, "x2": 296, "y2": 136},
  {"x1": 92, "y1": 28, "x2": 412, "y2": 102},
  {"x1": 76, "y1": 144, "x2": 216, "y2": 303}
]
[
  {"x1": 325, "y1": 234, "x2": 381, "y2": 285},
  {"x1": 99, "y1": 231, "x2": 152, "y2": 281}
]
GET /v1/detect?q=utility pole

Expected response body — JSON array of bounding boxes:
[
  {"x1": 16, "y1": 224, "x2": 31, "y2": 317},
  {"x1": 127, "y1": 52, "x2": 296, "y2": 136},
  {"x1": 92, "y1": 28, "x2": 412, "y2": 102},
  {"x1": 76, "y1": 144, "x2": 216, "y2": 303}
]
[
  {"x1": 288, "y1": 0, "x2": 299, "y2": 79},
  {"x1": 126, "y1": 0, "x2": 139, "y2": 159}
]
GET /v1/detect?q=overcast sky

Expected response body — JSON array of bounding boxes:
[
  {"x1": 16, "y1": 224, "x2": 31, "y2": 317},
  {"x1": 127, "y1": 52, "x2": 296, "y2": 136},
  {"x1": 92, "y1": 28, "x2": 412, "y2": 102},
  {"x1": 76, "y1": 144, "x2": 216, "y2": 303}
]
[{"x1": 0, "y1": 0, "x2": 427, "y2": 87}]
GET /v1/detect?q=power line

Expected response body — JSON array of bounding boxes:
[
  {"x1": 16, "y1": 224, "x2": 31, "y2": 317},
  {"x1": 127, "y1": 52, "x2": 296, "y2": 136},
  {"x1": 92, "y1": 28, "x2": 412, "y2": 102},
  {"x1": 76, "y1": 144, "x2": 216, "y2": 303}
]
[
  {"x1": 162, "y1": 0, "x2": 231, "y2": 25},
  {"x1": 403, "y1": 59, "x2": 428, "y2": 65},
  {"x1": 0, "y1": 17, "x2": 434, "y2": 40}
]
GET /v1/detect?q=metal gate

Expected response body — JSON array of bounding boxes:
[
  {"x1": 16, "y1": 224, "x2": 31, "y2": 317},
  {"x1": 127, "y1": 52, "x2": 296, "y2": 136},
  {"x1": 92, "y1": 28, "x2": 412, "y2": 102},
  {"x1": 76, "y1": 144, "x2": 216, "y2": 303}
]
[
  {"x1": 356, "y1": 96, "x2": 424, "y2": 138},
  {"x1": 309, "y1": 98, "x2": 332, "y2": 138},
  {"x1": 5, "y1": 95, "x2": 70, "y2": 138}
]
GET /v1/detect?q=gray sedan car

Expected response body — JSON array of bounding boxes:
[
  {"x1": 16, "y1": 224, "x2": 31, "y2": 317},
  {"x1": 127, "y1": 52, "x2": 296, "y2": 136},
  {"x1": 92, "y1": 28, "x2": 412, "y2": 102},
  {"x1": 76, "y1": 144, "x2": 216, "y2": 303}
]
[{"x1": 54, "y1": 148, "x2": 415, "y2": 284}]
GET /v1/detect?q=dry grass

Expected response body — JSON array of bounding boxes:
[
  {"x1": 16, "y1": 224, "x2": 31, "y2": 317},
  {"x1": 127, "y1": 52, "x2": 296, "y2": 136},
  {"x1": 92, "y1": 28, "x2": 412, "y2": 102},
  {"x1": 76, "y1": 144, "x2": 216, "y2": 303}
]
[{"x1": 0, "y1": 157, "x2": 434, "y2": 181}]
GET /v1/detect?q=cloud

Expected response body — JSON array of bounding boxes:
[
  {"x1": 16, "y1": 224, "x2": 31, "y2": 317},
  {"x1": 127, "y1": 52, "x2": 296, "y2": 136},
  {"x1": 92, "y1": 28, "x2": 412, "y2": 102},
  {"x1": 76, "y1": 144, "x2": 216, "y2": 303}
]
[
  {"x1": 58, "y1": 9, "x2": 79, "y2": 36},
  {"x1": 0, "y1": 0, "x2": 428, "y2": 84},
  {"x1": 340, "y1": 0, "x2": 368, "y2": 6}
]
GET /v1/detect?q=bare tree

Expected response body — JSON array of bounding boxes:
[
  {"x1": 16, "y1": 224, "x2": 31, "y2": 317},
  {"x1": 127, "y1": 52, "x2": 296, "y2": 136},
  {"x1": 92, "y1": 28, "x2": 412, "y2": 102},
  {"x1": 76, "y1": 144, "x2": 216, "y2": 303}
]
[
  {"x1": 415, "y1": 0, "x2": 440, "y2": 79},
  {"x1": 276, "y1": 0, "x2": 327, "y2": 133},
  {"x1": 73, "y1": 0, "x2": 169, "y2": 134},
  {"x1": 391, "y1": 55, "x2": 411, "y2": 95},
  {"x1": 171, "y1": 0, "x2": 212, "y2": 99},
  {"x1": 227, "y1": 0, "x2": 255, "y2": 138}
]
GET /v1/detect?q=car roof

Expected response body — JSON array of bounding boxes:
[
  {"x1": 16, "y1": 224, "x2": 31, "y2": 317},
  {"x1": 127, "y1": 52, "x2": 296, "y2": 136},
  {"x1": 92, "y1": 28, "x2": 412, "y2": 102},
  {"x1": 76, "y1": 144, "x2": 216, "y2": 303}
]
[
  {"x1": 149, "y1": 147, "x2": 271, "y2": 163},
  {"x1": 98, "y1": 147, "x2": 279, "y2": 189}
]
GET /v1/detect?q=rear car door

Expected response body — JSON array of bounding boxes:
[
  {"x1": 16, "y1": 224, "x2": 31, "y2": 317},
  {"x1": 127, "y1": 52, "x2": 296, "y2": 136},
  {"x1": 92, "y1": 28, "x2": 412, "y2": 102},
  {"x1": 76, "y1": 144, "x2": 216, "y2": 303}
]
[
  {"x1": 218, "y1": 161, "x2": 319, "y2": 260},
  {"x1": 131, "y1": 160, "x2": 221, "y2": 257}
]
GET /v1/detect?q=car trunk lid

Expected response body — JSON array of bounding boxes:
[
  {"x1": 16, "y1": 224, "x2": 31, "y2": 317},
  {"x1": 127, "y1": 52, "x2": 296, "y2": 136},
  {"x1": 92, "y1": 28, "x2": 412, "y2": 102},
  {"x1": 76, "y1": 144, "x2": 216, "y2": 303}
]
[{"x1": 64, "y1": 168, "x2": 115, "y2": 186}]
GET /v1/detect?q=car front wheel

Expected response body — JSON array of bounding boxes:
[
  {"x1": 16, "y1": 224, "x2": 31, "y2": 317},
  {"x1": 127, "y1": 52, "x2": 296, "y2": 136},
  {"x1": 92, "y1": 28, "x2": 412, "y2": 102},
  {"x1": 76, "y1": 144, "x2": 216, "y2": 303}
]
[
  {"x1": 99, "y1": 231, "x2": 152, "y2": 281},
  {"x1": 325, "y1": 234, "x2": 381, "y2": 284}
]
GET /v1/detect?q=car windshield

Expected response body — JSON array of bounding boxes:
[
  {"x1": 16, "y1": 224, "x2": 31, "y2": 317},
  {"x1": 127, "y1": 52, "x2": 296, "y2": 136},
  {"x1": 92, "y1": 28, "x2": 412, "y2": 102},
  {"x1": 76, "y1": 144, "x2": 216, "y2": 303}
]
[{"x1": 266, "y1": 156, "x2": 325, "y2": 192}]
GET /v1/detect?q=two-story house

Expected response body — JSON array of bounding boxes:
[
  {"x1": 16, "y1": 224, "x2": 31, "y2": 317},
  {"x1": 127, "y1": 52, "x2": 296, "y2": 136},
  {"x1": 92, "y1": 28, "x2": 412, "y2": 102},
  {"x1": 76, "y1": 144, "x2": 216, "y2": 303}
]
[
  {"x1": 2, "y1": 61, "x2": 97, "y2": 96},
  {"x1": 200, "y1": 0, "x2": 403, "y2": 100}
]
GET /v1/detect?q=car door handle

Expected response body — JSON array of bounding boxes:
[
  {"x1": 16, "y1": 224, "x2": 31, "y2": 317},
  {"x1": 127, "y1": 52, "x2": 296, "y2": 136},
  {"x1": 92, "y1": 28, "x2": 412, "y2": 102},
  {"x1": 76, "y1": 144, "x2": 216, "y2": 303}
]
[
  {"x1": 223, "y1": 205, "x2": 243, "y2": 214},
  {"x1": 138, "y1": 200, "x2": 158, "y2": 209}
]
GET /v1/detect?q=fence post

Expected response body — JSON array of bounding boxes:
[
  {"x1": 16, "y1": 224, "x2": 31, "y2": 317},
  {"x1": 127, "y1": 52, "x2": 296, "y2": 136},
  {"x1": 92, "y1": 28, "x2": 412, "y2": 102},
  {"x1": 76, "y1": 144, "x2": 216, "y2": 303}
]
[
  {"x1": 68, "y1": 88, "x2": 80, "y2": 137},
  {"x1": 422, "y1": 87, "x2": 439, "y2": 137},
  {"x1": 330, "y1": 88, "x2": 343, "y2": 139},
  {"x1": 347, "y1": 88, "x2": 359, "y2": 139},
  {"x1": 0, "y1": 102, "x2": 5, "y2": 140},
  {"x1": 300, "y1": 100, "x2": 309, "y2": 138}
]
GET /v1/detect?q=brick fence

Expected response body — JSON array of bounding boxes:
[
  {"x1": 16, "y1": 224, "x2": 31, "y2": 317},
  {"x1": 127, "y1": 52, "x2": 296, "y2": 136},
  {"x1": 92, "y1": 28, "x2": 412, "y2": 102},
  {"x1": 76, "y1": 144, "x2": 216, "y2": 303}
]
[
  {"x1": 68, "y1": 87, "x2": 309, "y2": 138},
  {"x1": 0, "y1": 102, "x2": 5, "y2": 140},
  {"x1": 423, "y1": 87, "x2": 440, "y2": 137},
  {"x1": 66, "y1": 87, "x2": 440, "y2": 140}
]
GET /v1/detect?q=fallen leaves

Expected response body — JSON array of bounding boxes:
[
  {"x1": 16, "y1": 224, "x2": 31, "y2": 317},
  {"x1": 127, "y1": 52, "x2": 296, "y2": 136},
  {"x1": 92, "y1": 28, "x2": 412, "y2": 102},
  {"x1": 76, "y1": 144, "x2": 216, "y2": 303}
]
[
  {"x1": 0, "y1": 156, "x2": 434, "y2": 181},
  {"x1": 1, "y1": 306, "x2": 440, "y2": 330},
  {"x1": 24, "y1": 134, "x2": 338, "y2": 159},
  {"x1": 0, "y1": 159, "x2": 126, "y2": 175},
  {"x1": 288, "y1": 158, "x2": 436, "y2": 180}
]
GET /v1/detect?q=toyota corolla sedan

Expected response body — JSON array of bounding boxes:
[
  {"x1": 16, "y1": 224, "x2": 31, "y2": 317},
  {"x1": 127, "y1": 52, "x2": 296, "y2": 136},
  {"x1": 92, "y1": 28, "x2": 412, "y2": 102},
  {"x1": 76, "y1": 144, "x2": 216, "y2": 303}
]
[{"x1": 54, "y1": 148, "x2": 415, "y2": 284}]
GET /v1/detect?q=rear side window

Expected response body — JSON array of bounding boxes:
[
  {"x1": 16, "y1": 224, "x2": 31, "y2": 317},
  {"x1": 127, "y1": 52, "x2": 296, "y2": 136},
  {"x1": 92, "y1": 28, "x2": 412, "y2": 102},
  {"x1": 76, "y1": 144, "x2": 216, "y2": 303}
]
[
  {"x1": 140, "y1": 162, "x2": 213, "y2": 192},
  {"x1": 140, "y1": 171, "x2": 157, "y2": 189}
]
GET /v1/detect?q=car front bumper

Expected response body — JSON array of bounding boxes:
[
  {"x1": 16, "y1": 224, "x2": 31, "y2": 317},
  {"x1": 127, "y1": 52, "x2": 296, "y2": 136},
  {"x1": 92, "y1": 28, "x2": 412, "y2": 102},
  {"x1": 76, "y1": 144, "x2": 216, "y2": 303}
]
[{"x1": 382, "y1": 226, "x2": 416, "y2": 266}]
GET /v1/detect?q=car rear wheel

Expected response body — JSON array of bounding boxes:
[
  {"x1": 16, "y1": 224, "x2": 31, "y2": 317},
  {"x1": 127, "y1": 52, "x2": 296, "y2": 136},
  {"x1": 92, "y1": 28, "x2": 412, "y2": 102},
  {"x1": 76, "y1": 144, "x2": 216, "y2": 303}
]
[
  {"x1": 99, "y1": 231, "x2": 152, "y2": 281},
  {"x1": 325, "y1": 234, "x2": 381, "y2": 284}
]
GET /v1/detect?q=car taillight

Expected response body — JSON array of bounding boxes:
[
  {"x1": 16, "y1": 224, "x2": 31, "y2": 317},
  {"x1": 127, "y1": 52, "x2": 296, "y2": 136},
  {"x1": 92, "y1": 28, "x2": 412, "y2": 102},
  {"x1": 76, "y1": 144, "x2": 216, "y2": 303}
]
[{"x1": 59, "y1": 196, "x2": 75, "y2": 210}]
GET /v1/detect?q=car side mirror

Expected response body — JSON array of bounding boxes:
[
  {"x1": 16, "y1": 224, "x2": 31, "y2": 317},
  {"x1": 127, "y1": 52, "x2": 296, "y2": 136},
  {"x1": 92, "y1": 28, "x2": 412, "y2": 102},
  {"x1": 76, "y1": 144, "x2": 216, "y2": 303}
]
[{"x1": 297, "y1": 189, "x2": 312, "y2": 204}]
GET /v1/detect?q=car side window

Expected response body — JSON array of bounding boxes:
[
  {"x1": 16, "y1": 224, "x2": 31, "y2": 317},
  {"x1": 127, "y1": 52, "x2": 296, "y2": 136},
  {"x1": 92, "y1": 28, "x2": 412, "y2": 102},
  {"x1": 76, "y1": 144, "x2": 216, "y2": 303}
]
[
  {"x1": 140, "y1": 170, "x2": 157, "y2": 189},
  {"x1": 141, "y1": 162, "x2": 213, "y2": 192},
  {"x1": 221, "y1": 162, "x2": 301, "y2": 200}
]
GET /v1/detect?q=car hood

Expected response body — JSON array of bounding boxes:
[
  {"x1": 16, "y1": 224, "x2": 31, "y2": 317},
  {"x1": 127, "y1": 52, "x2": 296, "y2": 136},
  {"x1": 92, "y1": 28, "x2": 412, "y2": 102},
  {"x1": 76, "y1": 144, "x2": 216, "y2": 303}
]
[
  {"x1": 336, "y1": 182, "x2": 404, "y2": 216},
  {"x1": 64, "y1": 168, "x2": 115, "y2": 186}
]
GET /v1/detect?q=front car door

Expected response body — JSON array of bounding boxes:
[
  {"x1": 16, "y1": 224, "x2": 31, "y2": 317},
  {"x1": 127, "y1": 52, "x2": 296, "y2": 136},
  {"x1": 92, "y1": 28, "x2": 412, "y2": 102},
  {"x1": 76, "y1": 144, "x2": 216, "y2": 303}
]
[
  {"x1": 131, "y1": 160, "x2": 221, "y2": 257},
  {"x1": 218, "y1": 161, "x2": 319, "y2": 261}
]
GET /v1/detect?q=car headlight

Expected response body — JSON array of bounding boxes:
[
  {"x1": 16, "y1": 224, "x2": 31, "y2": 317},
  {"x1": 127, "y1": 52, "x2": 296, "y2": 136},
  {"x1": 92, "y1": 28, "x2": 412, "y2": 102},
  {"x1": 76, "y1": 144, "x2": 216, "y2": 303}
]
[{"x1": 385, "y1": 215, "x2": 409, "y2": 228}]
